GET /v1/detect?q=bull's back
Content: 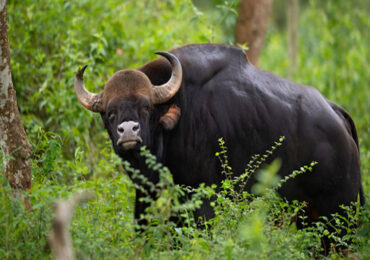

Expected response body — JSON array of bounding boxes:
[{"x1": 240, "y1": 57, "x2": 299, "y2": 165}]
[{"x1": 150, "y1": 44, "x2": 362, "y2": 213}]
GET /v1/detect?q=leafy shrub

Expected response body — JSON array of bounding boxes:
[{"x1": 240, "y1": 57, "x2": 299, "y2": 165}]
[
  {"x1": 0, "y1": 132, "x2": 367, "y2": 259},
  {"x1": 8, "y1": 0, "x2": 218, "y2": 168}
]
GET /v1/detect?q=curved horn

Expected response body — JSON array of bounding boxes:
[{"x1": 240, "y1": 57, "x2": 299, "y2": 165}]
[
  {"x1": 74, "y1": 65, "x2": 104, "y2": 112},
  {"x1": 152, "y1": 52, "x2": 183, "y2": 104}
]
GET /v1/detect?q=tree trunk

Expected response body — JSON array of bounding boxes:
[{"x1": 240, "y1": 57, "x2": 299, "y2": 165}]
[
  {"x1": 0, "y1": 0, "x2": 32, "y2": 190},
  {"x1": 235, "y1": 0, "x2": 272, "y2": 66},
  {"x1": 287, "y1": 0, "x2": 299, "y2": 78}
]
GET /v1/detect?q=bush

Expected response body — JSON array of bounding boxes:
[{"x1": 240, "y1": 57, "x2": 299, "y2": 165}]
[
  {"x1": 1, "y1": 135, "x2": 365, "y2": 258},
  {"x1": 8, "y1": 0, "x2": 218, "y2": 167}
]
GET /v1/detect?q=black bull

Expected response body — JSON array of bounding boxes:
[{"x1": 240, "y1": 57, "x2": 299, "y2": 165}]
[{"x1": 74, "y1": 44, "x2": 364, "y2": 231}]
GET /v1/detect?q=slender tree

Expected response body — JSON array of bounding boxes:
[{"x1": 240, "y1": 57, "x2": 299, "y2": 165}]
[
  {"x1": 0, "y1": 0, "x2": 32, "y2": 190},
  {"x1": 235, "y1": 0, "x2": 272, "y2": 66},
  {"x1": 287, "y1": 0, "x2": 299, "y2": 78}
]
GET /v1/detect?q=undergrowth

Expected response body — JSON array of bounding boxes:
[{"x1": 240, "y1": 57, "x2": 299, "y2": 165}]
[{"x1": 1, "y1": 134, "x2": 367, "y2": 259}]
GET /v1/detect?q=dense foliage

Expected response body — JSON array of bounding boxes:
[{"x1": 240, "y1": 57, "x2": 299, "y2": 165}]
[{"x1": 1, "y1": 0, "x2": 369, "y2": 258}]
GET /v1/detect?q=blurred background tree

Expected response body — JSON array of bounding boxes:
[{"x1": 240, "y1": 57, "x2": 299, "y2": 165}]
[
  {"x1": 287, "y1": 0, "x2": 299, "y2": 78},
  {"x1": 235, "y1": 0, "x2": 272, "y2": 66}
]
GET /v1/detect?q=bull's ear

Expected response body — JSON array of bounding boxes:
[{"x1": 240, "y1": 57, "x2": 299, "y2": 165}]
[{"x1": 159, "y1": 105, "x2": 181, "y2": 130}]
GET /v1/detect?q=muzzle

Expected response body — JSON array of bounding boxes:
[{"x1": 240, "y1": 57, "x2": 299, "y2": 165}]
[{"x1": 116, "y1": 121, "x2": 143, "y2": 150}]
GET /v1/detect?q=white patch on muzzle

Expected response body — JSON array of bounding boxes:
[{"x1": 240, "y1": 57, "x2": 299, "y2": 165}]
[{"x1": 116, "y1": 121, "x2": 143, "y2": 150}]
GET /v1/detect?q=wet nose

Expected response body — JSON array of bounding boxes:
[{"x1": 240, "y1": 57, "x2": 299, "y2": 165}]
[{"x1": 117, "y1": 121, "x2": 140, "y2": 136}]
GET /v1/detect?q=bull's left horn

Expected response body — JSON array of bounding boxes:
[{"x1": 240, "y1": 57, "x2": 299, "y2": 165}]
[
  {"x1": 74, "y1": 65, "x2": 104, "y2": 112},
  {"x1": 152, "y1": 52, "x2": 183, "y2": 104}
]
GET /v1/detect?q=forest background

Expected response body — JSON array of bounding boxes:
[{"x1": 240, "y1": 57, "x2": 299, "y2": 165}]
[{"x1": 1, "y1": 0, "x2": 369, "y2": 258}]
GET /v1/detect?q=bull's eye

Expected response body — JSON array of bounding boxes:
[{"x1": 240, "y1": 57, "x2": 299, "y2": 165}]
[
  {"x1": 142, "y1": 105, "x2": 150, "y2": 113},
  {"x1": 108, "y1": 113, "x2": 116, "y2": 122}
]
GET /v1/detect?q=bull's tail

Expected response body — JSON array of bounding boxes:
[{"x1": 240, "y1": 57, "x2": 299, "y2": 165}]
[
  {"x1": 328, "y1": 101, "x2": 365, "y2": 206},
  {"x1": 329, "y1": 101, "x2": 359, "y2": 151}
]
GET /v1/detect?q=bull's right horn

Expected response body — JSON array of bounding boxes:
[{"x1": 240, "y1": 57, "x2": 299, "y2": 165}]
[{"x1": 74, "y1": 65, "x2": 104, "y2": 112}]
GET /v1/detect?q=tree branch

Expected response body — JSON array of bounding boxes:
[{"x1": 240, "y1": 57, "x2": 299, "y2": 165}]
[{"x1": 49, "y1": 191, "x2": 94, "y2": 260}]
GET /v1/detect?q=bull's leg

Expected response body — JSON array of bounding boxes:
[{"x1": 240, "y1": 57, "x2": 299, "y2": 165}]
[
  {"x1": 134, "y1": 189, "x2": 150, "y2": 227},
  {"x1": 299, "y1": 195, "x2": 359, "y2": 255},
  {"x1": 194, "y1": 198, "x2": 215, "y2": 225}
]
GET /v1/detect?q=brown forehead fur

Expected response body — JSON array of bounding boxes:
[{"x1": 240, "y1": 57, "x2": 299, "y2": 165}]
[{"x1": 103, "y1": 69, "x2": 153, "y2": 107}]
